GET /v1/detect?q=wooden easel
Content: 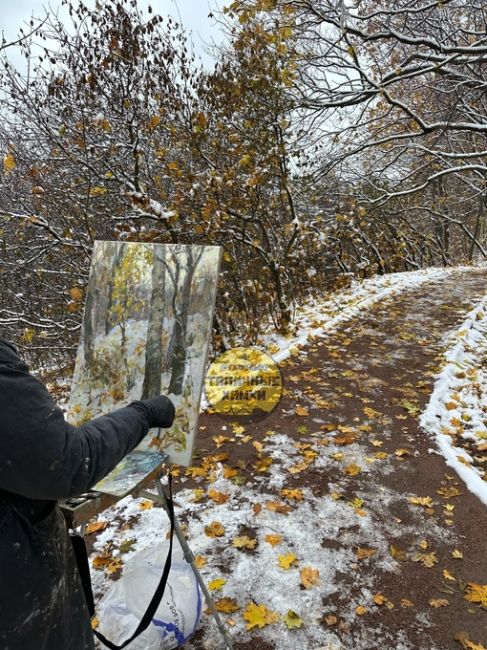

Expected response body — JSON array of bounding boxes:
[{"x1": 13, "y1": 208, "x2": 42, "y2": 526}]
[{"x1": 61, "y1": 465, "x2": 233, "y2": 650}]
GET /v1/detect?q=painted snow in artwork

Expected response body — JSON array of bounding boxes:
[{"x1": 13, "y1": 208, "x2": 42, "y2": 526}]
[{"x1": 67, "y1": 241, "x2": 222, "y2": 482}]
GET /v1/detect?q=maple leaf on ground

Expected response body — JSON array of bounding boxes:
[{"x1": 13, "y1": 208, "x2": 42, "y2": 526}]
[
  {"x1": 106, "y1": 558, "x2": 123, "y2": 575},
  {"x1": 266, "y1": 501, "x2": 292, "y2": 514},
  {"x1": 409, "y1": 496, "x2": 434, "y2": 508},
  {"x1": 208, "y1": 489, "x2": 230, "y2": 504},
  {"x1": 119, "y1": 538, "x2": 136, "y2": 554},
  {"x1": 204, "y1": 521, "x2": 225, "y2": 537},
  {"x1": 138, "y1": 499, "x2": 153, "y2": 510},
  {"x1": 454, "y1": 631, "x2": 487, "y2": 650},
  {"x1": 437, "y1": 486, "x2": 462, "y2": 498},
  {"x1": 464, "y1": 583, "x2": 487, "y2": 609},
  {"x1": 215, "y1": 598, "x2": 240, "y2": 613},
  {"x1": 243, "y1": 602, "x2": 279, "y2": 629},
  {"x1": 356, "y1": 547, "x2": 376, "y2": 560},
  {"x1": 283, "y1": 610, "x2": 303, "y2": 629},
  {"x1": 355, "y1": 605, "x2": 367, "y2": 616},
  {"x1": 194, "y1": 555, "x2": 207, "y2": 569},
  {"x1": 222, "y1": 466, "x2": 238, "y2": 479},
  {"x1": 233, "y1": 535, "x2": 258, "y2": 550},
  {"x1": 208, "y1": 578, "x2": 226, "y2": 592},
  {"x1": 300, "y1": 567, "x2": 319, "y2": 588},
  {"x1": 265, "y1": 534, "x2": 283, "y2": 547},
  {"x1": 344, "y1": 463, "x2": 362, "y2": 476},
  {"x1": 295, "y1": 405, "x2": 309, "y2": 416},
  {"x1": 85, "y1": 520, "x2": 108, "y2": 535},
  {"x1": 278, "y1": 553, "x2": 298, "y2": 570},
  {"x1": 281, "y1": 488, "x2": 304, "y2": 500},
  {"x1": 411, "y1": 552, "x2": 438, "y2": 568},
  {"x1": 429, "y1": 599, "x2": 450, "y2": 608},
  {"x1": 92, "y1": 554, "x2": 113, "y2": 570}
]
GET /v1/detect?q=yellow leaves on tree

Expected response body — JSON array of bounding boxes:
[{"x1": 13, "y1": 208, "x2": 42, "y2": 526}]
[
  {"x1": 3, "y1": 150, "x2": 16, "y2": 174},
  {"x1": 243, "y1": 602, "x2": 279, "y2": 629}
]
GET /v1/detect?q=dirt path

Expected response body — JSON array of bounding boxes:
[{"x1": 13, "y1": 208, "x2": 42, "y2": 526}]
[{"x1": 184, "y1": 268, "x2": 487, "y2": 650}]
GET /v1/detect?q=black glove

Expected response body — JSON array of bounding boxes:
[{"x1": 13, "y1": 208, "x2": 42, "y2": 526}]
[{"x1": 129, "y1": 396, "x2": 176, "y2": 429}]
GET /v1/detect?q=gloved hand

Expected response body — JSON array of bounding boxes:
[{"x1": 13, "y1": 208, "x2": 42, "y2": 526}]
[{"x1": 129, "y1": 396, "x2": 176, "y2": 429}]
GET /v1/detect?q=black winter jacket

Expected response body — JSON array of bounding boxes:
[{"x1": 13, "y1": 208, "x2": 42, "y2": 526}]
[{"x1": 0, "y1": 339, "x2": 158, "y2": 649}]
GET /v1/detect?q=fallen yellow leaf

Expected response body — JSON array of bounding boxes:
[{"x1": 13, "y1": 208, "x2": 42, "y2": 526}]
[
  {"x1": 265, "y1": 534, "x2": 283, "y2": 547},
  {"x1": 283, "y1": 610, "x2": 303, "y2": 629},
  {"x1": 215, "y1": 597, "x2": 240, "y2": 613},
  {"x1": 208, "y1": 578, "x2": 226, "y2": 592},
  {"x1": 429, "y1": 598, "x2": 450, "y2": 608},
  {"x1": 464, "y1": 583, "x2": 487, "y2": 608},
  {"x1": 300, "y1": 567, "x2": 319, "y2": 589},
  {"x1": 243, "y1": 602, "x2": 279, "y2": 629},
  {"x1": 204, "y1": 521, "x2": 225, "y2": 537},
  {"x1": 233, "y1": 535, "x2": 258, "y2": 550},
  {"x1": 85, "y1": 520, "x2": 108, "y2": 535},
  {"x1": 356, "y1": 547, "x2": 376, "y2": 560},
  {"x1": 278, "y1": 553, "x2": 298, "y2": 570}
]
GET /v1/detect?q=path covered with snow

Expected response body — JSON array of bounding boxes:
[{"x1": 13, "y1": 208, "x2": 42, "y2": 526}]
[{"x1": 90, "y1": 267, "x2": 487, "y2": 650}]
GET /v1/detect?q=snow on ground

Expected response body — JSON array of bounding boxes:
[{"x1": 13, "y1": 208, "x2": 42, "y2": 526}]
[
  {"x1": 88, "y1": 265, "x2": 477, "y2": 650},
  {"x1": 420, "y1": 293, "x2": 487, "y2": 506}
]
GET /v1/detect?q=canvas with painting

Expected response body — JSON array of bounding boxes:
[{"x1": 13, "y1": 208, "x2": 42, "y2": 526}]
[{"x1": 67, "y1": 241, "x2": 222, "y2": 496}]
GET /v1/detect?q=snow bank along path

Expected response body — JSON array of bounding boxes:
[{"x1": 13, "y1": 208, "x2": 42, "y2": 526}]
[{"x1": 420, "y1": 292, "x2": 487, "y2": 507}]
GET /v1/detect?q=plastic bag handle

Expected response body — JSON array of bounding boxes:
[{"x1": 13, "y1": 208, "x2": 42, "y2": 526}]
[{"x1": 94, "y1": 474, "x2": 175, "y2": 649}]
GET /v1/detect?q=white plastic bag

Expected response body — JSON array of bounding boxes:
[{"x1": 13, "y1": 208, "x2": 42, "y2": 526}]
[{"x1": 97, "y1": 539, "x2": 202, "y2": 650}]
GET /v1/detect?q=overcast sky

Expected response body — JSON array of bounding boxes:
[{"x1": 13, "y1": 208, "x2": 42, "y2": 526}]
[{"x1": 1, "y1": 0, "x2": 227, "y2": 68}]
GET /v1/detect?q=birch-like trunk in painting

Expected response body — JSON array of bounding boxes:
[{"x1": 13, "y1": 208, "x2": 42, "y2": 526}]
[
  {"x1": 168, "y1": 248, "x2": 202, "y2": 396},
  {"x1": 142, "y1": 247, "x2": 166, "y2": 399},
  {"x1": 105, "y1": 244, "x2": 124, "y2": 335}
]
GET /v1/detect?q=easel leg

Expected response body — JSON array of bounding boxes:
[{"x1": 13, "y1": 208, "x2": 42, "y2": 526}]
[{"x1": 147, "y1": 478, "x2": 234, "y2": 650}]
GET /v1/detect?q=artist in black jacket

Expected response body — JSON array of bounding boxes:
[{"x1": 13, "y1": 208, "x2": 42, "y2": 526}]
[{"x1": 0, "y1": 337, "x2": 175, "y2": 650}]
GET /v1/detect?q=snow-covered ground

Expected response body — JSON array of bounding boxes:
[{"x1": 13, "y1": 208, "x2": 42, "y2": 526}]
[
  {"x1": 87, "y1": 264, "x2": 487, "y2": 650},
  {"x1": 420, "y1": 295, "x2": 487, "y2": 506}
]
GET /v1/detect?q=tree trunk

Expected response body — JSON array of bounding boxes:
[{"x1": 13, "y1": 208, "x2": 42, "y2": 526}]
[{"x1": 142, "y1": 246, "x2": 166, "y2": 399}]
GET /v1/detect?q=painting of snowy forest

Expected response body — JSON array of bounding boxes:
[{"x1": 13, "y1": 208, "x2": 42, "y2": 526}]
[{"x1": 67, "y1": 241, "x2": 222, "y2": 487}]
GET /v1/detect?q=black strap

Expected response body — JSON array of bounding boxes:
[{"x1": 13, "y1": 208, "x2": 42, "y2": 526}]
[
  {"x1": 94, "y1": 475, "x2": 175, "y2": 649},
  {"x1": 70, "y1": 532, "x2": 96, "y2": 617}
]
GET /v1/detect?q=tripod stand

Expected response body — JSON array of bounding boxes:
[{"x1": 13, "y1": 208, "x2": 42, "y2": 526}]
[{"x1": 62, "y1": 467, "x2": 233, "y2": 649}]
